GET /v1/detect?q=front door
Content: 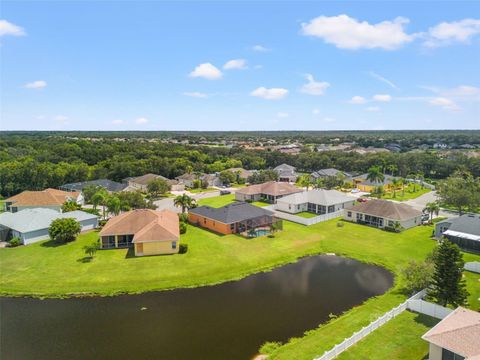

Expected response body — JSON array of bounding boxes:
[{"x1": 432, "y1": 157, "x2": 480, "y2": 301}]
[{"x1": 136, "y1": 243, "x2": 143, "y2": 255}]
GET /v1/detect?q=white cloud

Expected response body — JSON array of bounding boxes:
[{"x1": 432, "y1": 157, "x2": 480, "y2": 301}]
[
  {"x1": 366, "y1": 106, "x2": 380, "y2": 112},
  {"x1": 349, "y1": 96, "x2": 367, "y2": 104},
  {"x1": 189, "y1": 63, "x2": 222, "y2": 80},
  {"x1": 373, "y1": 94, "x2": 392, "y2": 102},
  {"x1": 0, "y1": 20, "x2": 26, "y2": 37},
  {"x1": 369, "y1": 71, "x2": 398, "y2": 89},
  {"x1": 424, "y1": 19, "x2": 480, "y2": 47},
  {"x1": 322, "y1": 117, "x2": 336, "y2": 123},
  {"x1": 112, "y1": 119, "x2": 124, "y2": 125},
  {"x1": 299, "y1": 74, "x2": 330, "y2": 96},
  {"x1": 450, "y1": 85, "x2": 480, "y2": 96},
  {"x1": 223, "y1": 59, "x2": 247, "y2": 70},
  {"x1": 312, "y1": 108, "x2": 320, "y2": 115},
  {"x1": 135, "y1": 117, "x2": 149, "y2": 124},
  {"x1": 183, "y1": 91, "x2": 208, "y2": 98},
  {"x1": 429, "y1": 97, "x2": 459, "y2": 111},
  {"x1": 250, "y1": 87, "x2": 288, "y2": 100},
  {"x1": 24, "y1": 80, "x2": 47, "y2": 89},
  {"x1": 252, "y1": 45, "x2": 270, "y2": 52},
  {"x1": 301, "y1": 14, "x2": 413, "y2": 50},
  {"x1": 54, "y1": 115, "x2": 68, "y2": 122},
  {"x1": 277, "y1": 112, "x2": 289, "y2": 118}
]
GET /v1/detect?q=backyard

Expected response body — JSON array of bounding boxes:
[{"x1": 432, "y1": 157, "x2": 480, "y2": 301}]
[{"x1": 379, "y1": 183, "x2": 431, "y2": 201}]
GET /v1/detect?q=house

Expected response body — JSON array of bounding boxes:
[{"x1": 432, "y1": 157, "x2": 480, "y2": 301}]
[
  {"x1": 99, "y1": 209, "x2": 180, "y2": 256},
  {"x1": 59, "y1": 179, "x2": 127, "y2": 192},
  {"x1": 202, "y1": 173, "x2": 222, "y2": 187},
  {"x1": 175, "y1": 173, "x2": 197, "y2": 188},
  {"x1": 350, "y1": 174, "x2": 395, "y2": 192},
  {"x1": 188, "y1": 202, "x2": 277, "y2": 236},
  {"x1": 125, "y1": 173, "x2": 185, "y2": 192},
  {"x1": 175, "y1": 173, "x2": 221, "y2": 188},
  {"x1": 235, "y1": 181, "x2": 302, "y2": 203},
  {"x1": 274, "y1": 163, "x2": 298, "y2": 182},
  {"x1": 384, "y1": 143, "x2": 402, "y2": 152},
  {"x1": 422, "y1": 307, "x2": 480, "y2": 360},
  {"x1": 344, "y1": 199, "x2": 422, "y2": 230},
  {"x1": 227, "y1": 168, "x2": 255, "y2": 182},
  {"x1": 0, "y1": 208, "x2": 98, "y2": 245},
  {"x1": 311, "y1": 168, "x2": 351, "y2": 180},
  {"x1": 276, "y1": 189, "x2": 356, "y2": 215},
  {"x1": 434, "y1": 214, "x2": 480, "y2": 252},
  {"x1": 4, "y1": 188, "x2": 84, "y2": 213}
]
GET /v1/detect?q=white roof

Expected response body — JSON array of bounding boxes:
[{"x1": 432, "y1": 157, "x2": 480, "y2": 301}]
[
  {"x1": 0, "y1": 208, "x2": 98, "y2": 233},
  {"x1": 443, "y1": 230, "x2": 480, "y2": 242},
  {"x1": 277, "y1": 189, "x2": 355, "y2": 206}
]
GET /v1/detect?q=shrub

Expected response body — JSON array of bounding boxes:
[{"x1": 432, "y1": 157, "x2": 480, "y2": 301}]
[
  {"x1": 81, "y1": 207, "x2": 101, "y2": 216},
  {"x1": 336, "y1": 221, "x2": 344, "y2": 227},
  {"x1": 178, "y1": 213, "x2": 188, "y2": 223},
  {"x1": 179, "y1": 243, "x2": 188, "y2": 254},
  {"x1": 179, "y1": 221, "x2": 187, "y2": 234},
  {"x1": 48, "y1": 218, "x2": 81, "y2": 243},
  {"x1": 98, "y1": 219, "x2": 108, "y2": 227},
  {"x1": 8, "y1": 237, "x2": 21, "y2": 247},
  {"x1": 259, "y1": 341, "x2": 282, "y2": 355}
]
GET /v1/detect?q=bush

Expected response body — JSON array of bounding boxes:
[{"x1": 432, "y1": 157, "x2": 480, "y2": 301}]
[
  {"x1": 98, "y1": 219, "x2": 108, "y2": 227},
  {"x1": 8, "y1": 237, "x2": 21, "y2": 247},
  {"x1": 179, "y1": 221, "x2": 187, "y2": 234},
  {"x1": 336, "y1": 221, "x2": 344, "y2": 227},
  {"x1": 81, "y1": 207, "x2": 101, "y2": 216},
  {"x1": 48, "y1": 218, "x2": 81, "y2": 243},
  {"x1": 179, "y1": 243, "x2": 188, "y2": 254},
  {"x1": 178, "y1": 213, "x2": 188, "y2": 223},
  {"x1": 259, "y1": 341, "x2": 282, "y2": 355}
]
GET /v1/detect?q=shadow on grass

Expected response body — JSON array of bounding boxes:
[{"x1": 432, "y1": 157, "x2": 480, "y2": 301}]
[
  {"x1": 41, "y1": 239, "x2": 66, "y2": 248},
  {"x1": 77, "y1": 256, "x2": 93, "y2": 263},
  {"x1": 125, "y1": 247, "x2": 136, "y2": 259},
  {"x1": 413, "y1": 312, "x2": 440, "y2": 328}
]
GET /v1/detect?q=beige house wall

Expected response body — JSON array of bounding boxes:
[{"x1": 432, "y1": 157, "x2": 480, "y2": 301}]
[{"x1": 134, "y1": 240, "x2": 179, "y2": 256}]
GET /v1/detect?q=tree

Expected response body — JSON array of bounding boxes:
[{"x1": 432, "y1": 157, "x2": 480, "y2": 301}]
[
  {"x1": 387, "y1": 164, "x2": 398, "y2": 176},
  {"x1": 91, "y1": 188, "x2": 108, "y2": 210},
  {"x1": 83, "y1": 242, "x2": 99, "y2": 258},
  {"x1": 401, "y1": 260, "x2": 434, "y2": 293},
  {"x1": 297, "y1": 174, "x2": 313, "y2": 190},
  {"x1": 437, "y1": 170, "x2": 479, "y2": 214},
  {"x1": 147, "y1": 178, "x2": 170, "y2": 198},
  {"x1": 314, "y1": 178, "x2": 326, "y2": 189},
  {"x1": 62, "y1": 200, "x2": 81, "y2": 213},
  {"x1": 428, "y1": 239, "x2": 468, "y2": 307},
  {"x1": 366, "y1": 166, "x2": 385, "y2": 185},
  {"x1": 247, "y1": 170, "x2": 279, "y2": 184},
  {"x1": 174, "y1": 194, "x2": 196, "y2": 213},
  {"x1": 48, "y1": 218, "x2": 81, "y2": 243},
  {"x1": 105, "y1": 195, "x2": 121, "y2": 216},
  {"x1": 391, "y1": 178, "x2": 401, "y2": 198},
  {"x1": 269, "y1": 222, "x2": 280, "y2": 237},
  {"x1": 399, "y1": 177, "x2": 406, "y2": 197},
  {"x1": 219, "y1": 170, "x2": 236, "y2": 186},
  {"x1": 423, "y1": 202, "x2": 440, "y2": 224},
  {"x1": 82, "y1": 185, "x2": 103, "y2": 203}
]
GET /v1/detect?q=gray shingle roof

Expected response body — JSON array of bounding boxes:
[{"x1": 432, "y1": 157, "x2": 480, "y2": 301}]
[
  {"x1": 347, "y1": 199, "x2": 422, "y2": 221},
  {"x1": 60, "y1": 179, "x2": 126, "y2": 192},
  {"x1": 311, "y1": 168, "x2": 351, "y2": 178},
  {"x1": 189, "y1": 202, "x2": 274, "y2": 224},
  {"x1": 438, "y1": 214, "x2": 480, "y2": 237}
]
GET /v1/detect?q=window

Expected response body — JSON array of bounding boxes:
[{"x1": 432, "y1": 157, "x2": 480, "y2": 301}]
[
  {"x1": 442, "y1": 348, "x2": 465, "y2": 360},
  {"x1": 230, "y1": 223, "x2": 235, "y2": 230},
  {"x1": 172, "y1": 241, "x2": 177, "y2": 249},
  {"x1": 388, "y1": 221, "x2": 394, "y2": 227},
  {"x1": 347, "y1": 211, "x2": 352, "y2": 217}
]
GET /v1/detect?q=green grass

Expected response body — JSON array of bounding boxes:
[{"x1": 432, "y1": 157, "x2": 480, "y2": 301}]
[
  {"x1": 251, "y1": 200, "x2": 271, "y2": 207},
  {"x1": 197, "y1": 193, "x2": 235, "y2": 207},
  {"x1": 188, "y1": 187, "x2": 218, "y2": 194},
  {"x1": 380, "y1": 184, "x2": 431, "y2": 201},
  {"x1": 294, "y1": 211, "x2": 318, "y2": 218},
  {"x1": 335, "y1": 311, "x2": 439, "y2": 360},
  {"x1": 466, "y1": 271, "x2": 480, "y2": 311}
]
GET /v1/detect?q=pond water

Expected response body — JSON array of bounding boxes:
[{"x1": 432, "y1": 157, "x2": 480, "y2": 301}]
[{"x1": 0, "y1": 255, "x2": 393, "y2": 360}]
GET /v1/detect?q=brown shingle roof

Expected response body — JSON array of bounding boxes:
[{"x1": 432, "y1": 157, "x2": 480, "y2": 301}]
[
  {"x1": 422, "y1": 307, "x2": 480, "y2": 359},
  {"x1": 6, "y1": 188, "x2": 80, "y2": 207},
  {"x1": 347, "y1": 199, "x2": 422, "y2": 221},
  {"x1": 237, "y1": 181, "x2": 302, "y2": 197},
  {"x1": 99, "y1": 209, "x2": 179, "y2": 243}
]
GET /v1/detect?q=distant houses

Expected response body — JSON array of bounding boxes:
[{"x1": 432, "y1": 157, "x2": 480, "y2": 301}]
[
  {"x1": 422, "y1": 306, "x2": 480, "y2": 360},
  {"x1": 125, "y1": 173, "x2": 185, "y2": 192},
  {"x1": 4, "y1": 188, "x2": 84, "y2": 213},
  {"x1": 274, "y1": 163, "x2": 298, "y2": 183},
  {"x1": 0, "y1": 208, "x2": 98, "y2": 245},
  {"x1": 188, "y1": 202, "x2": 278, "y2": 236},
  {"x1": 435, "y1": 214, "x2": 480, "y2": 252},
  {"x1": 59, "y1": 179, "x2": 127, "y2": 193},
  {"x1": 311, "y1": 168, "x2": 351, "y2": 180},
  {"x1": 276, "y1": 189, "x2": 355, "y2": 215},
  {"x1": 175, "y1": 173, "x2": 221, "y2": 188},
  {"x1": 350, "y1": 173, "x2": 395, "y2": 193},
  {"x1": 344, "y1": 199, "x2": 422, "y2": 230},
  {"x1": 235, "y1": 181, "x2": 302, "y2": 203},
  {"x1": 99, "y1": 209, "x2": 180, "y2": 256}
]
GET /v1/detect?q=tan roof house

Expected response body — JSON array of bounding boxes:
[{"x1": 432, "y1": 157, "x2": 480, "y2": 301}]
[
  {"x1": 99, "y1": 209, "x2": 180, "y2": 256},
  {"x1": 344, "y1": 199, "x2": 422, "y2": 230},
  {"x1": 4, "y1": 188, "x2": 83, "y2": 213},
  {"x1": 126, "y1": 173, "x2": 184, "y2": 192},
  {"x1": 235, "y1": 181, "x2": 302, "y2": 203},
  {"x1": 228, "y1": 168, "x2": 255, "y2": 181},
  {"x1": 422, "y1": 307, "x2": 480, "y2": 360}
]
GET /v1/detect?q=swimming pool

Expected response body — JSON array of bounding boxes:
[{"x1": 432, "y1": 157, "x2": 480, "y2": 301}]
[{"x1": 254, "y1": 229, "x2": 270, "y2": 237}]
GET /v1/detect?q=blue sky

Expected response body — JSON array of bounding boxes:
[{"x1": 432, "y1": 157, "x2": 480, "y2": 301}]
[{"x1": 1, "y1": 1, "x2": 479, "y2": 131}]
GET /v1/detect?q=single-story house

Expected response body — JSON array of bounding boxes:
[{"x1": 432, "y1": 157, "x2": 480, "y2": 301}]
[
  {"x1": 344, "y1": 199, "x2": 422, "y2": 230},
  {"x1": 434, "y1": 214, "x2": 480, "y2": 252},
  {"x1": 175, "y1": 173, "x2": 197, "y2": 188},
  {"x1": 350, "y1": 174, "x2": 396, "y2": 192},
  {"x1": 274, "y1": 163, "x2": 298, "y2": 183},
  {"x1": 0, "y1": 208, "x2": 98, "y2": 245},
  {"x1": 276, "y1": 189, "x2": 356, "y2": 215},
  {"x1": 422, "y1": 306, "x2": 480, "y2": 360},
  {"x1": 188, "y1": 202, "x2": 277, "y2": 235},
  {"x1": 99, "y1": 209, "x2": 180, "y2": 256},
  {"x1": 311, "y1": 168, "x2": 351, "y2": 180},
  {"x1": 4, "y1": 188, "x2": 84, "y2": 213},
  {"x1": 227, "y1": 168, "x2": 255, "y2": 182},
  {"x1": 235, "y1": 181, "x2": 302, "y2": 203},
  {"x1": 175, "y1": 173, "x2": 221, "y2": 188},
  {"x1": 59, "y1": 179, "x2": 127, "y2": 193},
  {"x1": 125, "y1": 173, "x2": 185, "y2": 192},
  {"x1": 202, "y1": 173, "x2": 222, "y2": 187}
]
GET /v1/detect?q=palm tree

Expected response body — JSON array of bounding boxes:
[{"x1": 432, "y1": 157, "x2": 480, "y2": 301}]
[
  {"x1": 392, "y1": 178, "x2": 401, "y2": 198},
  {"x1": 399, "y1": 177, "x2": 406, "y2": 197},
  {"x1": 298, "y1": 174, "x2": 313, "y2": 190},
  {"x1": 174, "y1": 194, "x2": 196, "y2": 213},
  {"x1": 387, "y1": 164, "x2": 398, "y2": 176},
  {"x1": 314, "y1": 178, "x2": 326, "y2": 189},
  {"x1": 424, "y1": 202, "x2": 440, "y2": 224},
  {"x1": 91, "y1": 189, "x2": 108, "y2": 219},
  {"x1": 367, "y1": 166, "x2": 385, "y2": 186},
  {"x1": 106, "y1": 195, "x2": 121, "y2": 216}
]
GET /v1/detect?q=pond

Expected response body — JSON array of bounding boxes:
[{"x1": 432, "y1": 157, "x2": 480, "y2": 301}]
[{"x1": 0, "y1": 255, "x2": 393, "y2": 360}]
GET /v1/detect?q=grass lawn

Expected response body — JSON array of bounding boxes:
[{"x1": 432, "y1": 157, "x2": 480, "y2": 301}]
[
  {"x1": 295, "y1": 211, "x2": 317, "y2": 218},
  {"x1": 188, "y1": 187, "x2": 218, "y2": 194},
  {"x1": 335, "y1": 311, "x2": 439, "y2": 360},
  {"x1": 466, "y1": 271, "x2": 480, "y2": 311},
  {"x1": 197, "y1": 193, "x2": 235, "y2": 207},
  {"x1": 251, "y1": 200, "x2": 271, "y2": 207},
  {"x1": 380, "y1": 184, "x2": 431, "y2": 201},
  {"x1": 0, "y1": 200, "x2": 4, "y2": 213}
]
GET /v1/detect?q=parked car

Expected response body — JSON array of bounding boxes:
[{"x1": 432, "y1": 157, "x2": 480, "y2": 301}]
[
  {"x1": 220, "y1": 190, "x2": 231, "y2": 195},
  {"x1": 357, "y1": 198, "x2": 368, "y2": 203}
]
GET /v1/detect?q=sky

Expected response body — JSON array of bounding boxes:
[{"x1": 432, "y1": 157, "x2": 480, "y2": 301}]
[{"x1": 1, "y1": 1, "x2": 480, "y2": 131}]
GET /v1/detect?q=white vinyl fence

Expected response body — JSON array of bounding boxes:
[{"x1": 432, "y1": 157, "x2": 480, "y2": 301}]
[
  {"x1": 313, "y1": 290, "x2": 452, "y2": 360},
  {"x1": 265, "y1": 206, "x2": 344, "y2": 226},
  {"x1": 465, "y1": 261, "x2": 480, "y2": 274}
]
